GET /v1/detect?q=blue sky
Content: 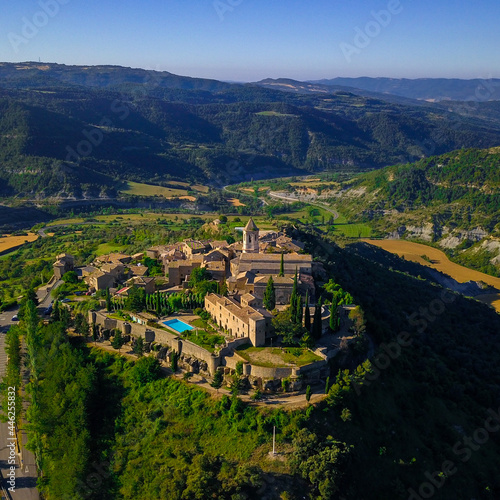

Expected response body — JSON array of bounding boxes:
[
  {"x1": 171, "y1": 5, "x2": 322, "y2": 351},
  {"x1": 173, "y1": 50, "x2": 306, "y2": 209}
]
[{"x1": 0, "y1": 0, "x2": 499, "y2": 81}]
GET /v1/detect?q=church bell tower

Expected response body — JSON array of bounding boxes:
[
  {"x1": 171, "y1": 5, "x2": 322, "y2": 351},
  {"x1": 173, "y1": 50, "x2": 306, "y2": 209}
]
[{"x1": 242, "y1": 218, "x2": 259, "y2": 254}]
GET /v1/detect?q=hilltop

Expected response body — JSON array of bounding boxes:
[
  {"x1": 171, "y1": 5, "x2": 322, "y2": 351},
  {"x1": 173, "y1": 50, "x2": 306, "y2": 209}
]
[{"x1": 1, "y1": 63, "x2": 500, "y2": 199}]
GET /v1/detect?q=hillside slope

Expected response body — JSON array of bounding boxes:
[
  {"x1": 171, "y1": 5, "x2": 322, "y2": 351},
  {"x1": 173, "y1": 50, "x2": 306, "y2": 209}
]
[{"x1": 1, "y1": 63, "x2": 500, "y2": 198}]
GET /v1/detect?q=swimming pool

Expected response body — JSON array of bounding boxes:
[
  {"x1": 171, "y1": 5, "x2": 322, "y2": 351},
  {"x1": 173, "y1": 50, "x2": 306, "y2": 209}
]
[{"x1": 163, "y1": 318, "x2": 195, "y2": 333}]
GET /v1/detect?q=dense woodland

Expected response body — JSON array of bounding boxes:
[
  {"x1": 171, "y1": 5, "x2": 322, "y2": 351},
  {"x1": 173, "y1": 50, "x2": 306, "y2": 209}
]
[
  {"x1": 337, "y1": 148, "x2": 500, "y2": 238},
  {"x1": 1, "y1": 63, "x2": 500, "y2": 198}
]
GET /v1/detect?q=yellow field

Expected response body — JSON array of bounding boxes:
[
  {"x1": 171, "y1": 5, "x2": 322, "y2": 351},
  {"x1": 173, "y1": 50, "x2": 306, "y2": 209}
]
[
  {"x1": 364, "y1": 239, "x2": 500, "y2": 312},
  {"x1": 241, "y1": 187, "x2": 269, "y2": 193},
  {"x1": 120, "y1": 181, "x2": 190, "y2": 198},
  {"x1": 0, "y1": 233, "x2": 38, "y2": 252},
  {"x1": 227, "y1": 198, "x2": 246, "y2": 207},
  {"x1": 167, "y1": 181, "x2": 209, "y2": 193},
  {"x1": 476, "y1": 293, "x2": 500, "y2": 311}
]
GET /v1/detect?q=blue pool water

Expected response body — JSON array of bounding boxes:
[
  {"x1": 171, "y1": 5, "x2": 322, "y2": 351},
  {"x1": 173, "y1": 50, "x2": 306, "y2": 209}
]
[{"x1": 163, "y1": 319, "x2": 194, "y2": 333}]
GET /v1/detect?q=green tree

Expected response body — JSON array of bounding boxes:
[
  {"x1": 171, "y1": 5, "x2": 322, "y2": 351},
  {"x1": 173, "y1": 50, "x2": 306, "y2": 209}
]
[
  {"x1": 279, "y1": 252, "x2": 285, "y2": 277},
  {"x1": 133, "y1": 336, "x2": 144, "y2": 357},
  {"x1": 296, "y1": 294, "x2": 303, "y2": 325},
  {"x1": 304, "y1": 291, "x2": 311, "y2": 332},
  {"x1": 73, "y1": 313, "x2": 89, "y2": 335},
  {"x1": 329, "y1": 298, "x2": 338, "y2": 332},
  {"x1": 211, "y1": 369, "x2": 223, "y2": 392},
  {"x1": 19, "y1": 288, "x2": 38, "y2": 320},
  {"x1": 325, "y1": 376, "x2": 330, "y2": 394},
  {"x1": 170, "y1": 350, "x2": 179, "y2": 372},
  {"x1": 189, "y1": 267, "x2": 211, "y2": 287},
  {"x1": 235, "y1": 361, "x2": 244, "y2": 376},
  {"x1": 349, "y1": 306, "x2": 366, "y2": 335},
  {"x1": 51, "y1": 300, "x2": 61, "y2": 322},
  {"x1": 306, "y1": 385, "x2": 312, "y2": 403},
  {"x1": 62, "y1": 271, "x2": 79, "y2": 284},
  {"x1": 130, "y1": 356, "x2": 161, "y2": 386},
  {"x1": 290, "y1": 269, "x2": 299, "y2": 324},
  {"x1": 263, "y1": 276, "x2": 276, "y2": 311},
  {"x1": 155, "y1": 290, "x2": 161, "y2": 317},
  {"x1": 105, "y1": 287, "x2": 112, "y2": 312},
  {"x1": 312, "y1": 300, "x2": 323, "y2": 340},
  {"x1": 111, "y1": 329, "x2": 124, "y2": 350},
  {"x1": 220, "y1": 278, "x2": 228, "y2": 297},
  {"x1": 126, "y1": 286, "x2": 146, "y2": 312}
]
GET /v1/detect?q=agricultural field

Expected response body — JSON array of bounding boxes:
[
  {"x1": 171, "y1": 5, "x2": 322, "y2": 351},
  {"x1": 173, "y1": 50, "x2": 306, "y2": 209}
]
[
  {"x1": 364, "y1": 239, "x2": 500, "y2": 312},
  {"x1": 119, "y1": 181, "x2": 207, "y2": 199},
  {"x1": 227, "y1": 198, "x2": 246, "y2": 207},
  {"x1": 477, "y1": 293, "x2": 500, "y2": 311},
  {"x1": 0, "y1": 233, "x2": 39, "y2": 253}
]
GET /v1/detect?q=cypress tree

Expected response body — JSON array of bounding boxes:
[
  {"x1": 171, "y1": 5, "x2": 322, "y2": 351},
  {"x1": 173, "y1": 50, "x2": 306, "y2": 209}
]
[
  {"x1": 263, "y1": 276, "x2": 276, "y2": 311},
  {"x1": 290, "y1": 268, "x2": 299, "y2": 323},
  {"x1": 329, "y1": 298, "x2": 338, "y2": 332},
  {"x1": 105, "y1": 287, "x2": 112, "y2": 312},
  {"x1": 304, "y1": 291, "x2": 311, "y2": 332},
  {"x1": 156, "y1": 290, "x2": 161, "y2": 317},
  {"x1": 312, "y1": 300, "x2": 322, "y2": 339},
  {"x1": 279, "y1": 252, "x2": 285, "y2": 277},
  {"x1": 296, "y1": 295, "x2": 303, "y2": 325}
]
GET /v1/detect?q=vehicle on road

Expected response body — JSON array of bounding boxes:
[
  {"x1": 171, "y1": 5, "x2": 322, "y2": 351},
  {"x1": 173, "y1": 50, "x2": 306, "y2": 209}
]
[{"x1": 12, "y1": 315, "x2": 19, "y2": 321}]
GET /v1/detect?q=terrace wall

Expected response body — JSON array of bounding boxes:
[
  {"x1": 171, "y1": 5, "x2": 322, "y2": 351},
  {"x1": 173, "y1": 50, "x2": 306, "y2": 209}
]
[{"x1": 89, "y1": 311, "x2": 220, "y2": 373}]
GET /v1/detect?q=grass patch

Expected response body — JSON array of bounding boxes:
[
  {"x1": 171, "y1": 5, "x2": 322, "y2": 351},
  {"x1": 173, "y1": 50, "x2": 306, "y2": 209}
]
[
  {"x1": 332, "y1": 223, "x2": 372, "y2": 238},
  {"x1": 96, "y1": 242, "x2": 128, "y2": 255},
  {"x1": 120, "y1": 181, "x2": 189, "y2": 198},
  {"x1": 255, "y1": 111, "x2": 297, "y2": 117},
  {"x1": 182, "y1": 328, "x2": 225, "y2": 353},
  {"x1": 235, "y1": 346, "x2": 322, "y2": 367}
]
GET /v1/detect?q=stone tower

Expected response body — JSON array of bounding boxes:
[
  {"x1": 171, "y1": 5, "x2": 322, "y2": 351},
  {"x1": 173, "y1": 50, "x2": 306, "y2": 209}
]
[{"x1": 242, "y1": 218, "x2": 259, "y2": 254}]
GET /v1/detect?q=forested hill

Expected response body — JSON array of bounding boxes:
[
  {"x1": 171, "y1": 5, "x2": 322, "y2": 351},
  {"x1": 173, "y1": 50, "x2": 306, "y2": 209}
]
[
  {"x1": 341, "y1": 148, "x2": 500, "y2": 233},
  {"x1": 0, "y1": 62, "x2": 233, "y2": 92},
  {"x1": 1, "y1": 63, "x2": 500, "y2": 198}
]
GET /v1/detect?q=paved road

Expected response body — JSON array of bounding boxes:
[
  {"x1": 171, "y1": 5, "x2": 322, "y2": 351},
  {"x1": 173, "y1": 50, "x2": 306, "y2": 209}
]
[{"x1": 0, "y1": 316, "x2": 39, "y2": 500}]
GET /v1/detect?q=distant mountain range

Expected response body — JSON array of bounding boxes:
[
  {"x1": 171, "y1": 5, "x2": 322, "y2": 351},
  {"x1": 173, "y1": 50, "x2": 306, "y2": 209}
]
[
  {"x1": 309, "y1": 77, "x2": 500, "y2": 102},
  {"x1": 1, "y1": 62, "x2": 500, "y2": 199}
]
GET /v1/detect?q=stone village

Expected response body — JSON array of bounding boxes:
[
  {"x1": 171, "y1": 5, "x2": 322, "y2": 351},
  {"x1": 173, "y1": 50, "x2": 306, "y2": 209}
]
[{"x1": 53, "y1": 219, "x2": 356, "y2": 393}]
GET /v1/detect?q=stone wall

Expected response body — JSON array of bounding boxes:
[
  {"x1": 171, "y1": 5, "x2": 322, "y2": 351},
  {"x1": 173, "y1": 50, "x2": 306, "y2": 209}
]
[
  {"x1": 88, "y1": 310, "x2": 328, "y2": 388},
  {"x1": 89, "y1": 311, "x2": 220, "y2": 374},
  {"x1": 222, "y1": 348, "x2": 328, "y2": 383}
]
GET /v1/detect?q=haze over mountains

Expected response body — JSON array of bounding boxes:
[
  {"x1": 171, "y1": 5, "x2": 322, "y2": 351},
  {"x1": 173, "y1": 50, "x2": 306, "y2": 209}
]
[{"x1": 1, "y1": 62, "x2": 500, "y2": 199}]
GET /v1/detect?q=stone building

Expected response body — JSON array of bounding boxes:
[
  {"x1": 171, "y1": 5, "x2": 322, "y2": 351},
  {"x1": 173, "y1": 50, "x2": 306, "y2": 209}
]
[
  {"x1": 242, "y1": 218, "x2": 259, "y2": 254},
  {"x1": 204, "y1": 293, "x2": 272, "y2": 347},
  {"x1": 53, "y1": 253, "x2": 75, "y2": 279}
]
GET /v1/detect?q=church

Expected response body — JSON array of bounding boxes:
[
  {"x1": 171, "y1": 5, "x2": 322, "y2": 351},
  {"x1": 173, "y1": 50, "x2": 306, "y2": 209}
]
[
  {"x1": 227, "y1": 218, "x2": 313, "y2": 305},
  {"x1": 204, "y1": 219, "x2": 314, "y2": 347}
]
